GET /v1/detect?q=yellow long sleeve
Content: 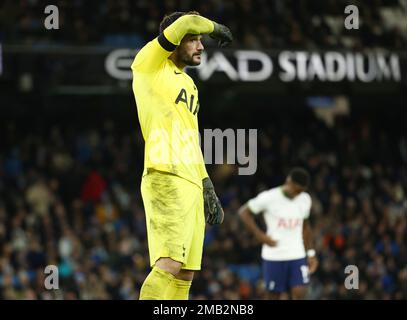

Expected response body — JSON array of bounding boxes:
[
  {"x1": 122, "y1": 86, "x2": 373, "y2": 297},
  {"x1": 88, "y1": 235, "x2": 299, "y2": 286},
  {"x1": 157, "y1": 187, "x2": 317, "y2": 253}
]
[
  {"x1": 163, "y1": 15, "x2": 214, "y2": 46},
  {"x1": 132, "y1": 15, "x2": 214, "y2": 73}
]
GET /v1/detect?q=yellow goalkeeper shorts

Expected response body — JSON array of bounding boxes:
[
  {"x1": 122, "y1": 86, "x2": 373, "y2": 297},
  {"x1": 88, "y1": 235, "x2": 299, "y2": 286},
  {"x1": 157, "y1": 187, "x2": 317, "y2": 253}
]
[{"x1": 141, "y1": 169, "x2": 205, "y2": 270}]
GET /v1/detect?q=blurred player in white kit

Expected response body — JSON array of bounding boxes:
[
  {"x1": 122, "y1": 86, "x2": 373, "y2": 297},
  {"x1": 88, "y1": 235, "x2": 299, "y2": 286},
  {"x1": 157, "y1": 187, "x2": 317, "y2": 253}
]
[{"x1": 239, "y1": 167, "x2": 318, "y2": 299}]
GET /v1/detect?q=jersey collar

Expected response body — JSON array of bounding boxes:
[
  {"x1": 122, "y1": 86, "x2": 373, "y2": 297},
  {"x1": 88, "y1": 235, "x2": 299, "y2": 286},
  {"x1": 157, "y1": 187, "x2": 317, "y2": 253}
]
[{"x1": 168, "y1": 58, "x2": 184, "y2": 74}]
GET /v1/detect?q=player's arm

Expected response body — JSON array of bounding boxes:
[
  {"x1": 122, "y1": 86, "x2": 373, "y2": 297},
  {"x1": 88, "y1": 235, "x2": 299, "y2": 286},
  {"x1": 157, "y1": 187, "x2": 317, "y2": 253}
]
[
  {"x1": 303, "y1": 219, "x2": 318, "y2": 274},
  {"x1": 238, "y1": 204, "x2": 277, "y2": 247},
  {"x1": 132, "y1": 15, "x2": 232, "y2": 72}
]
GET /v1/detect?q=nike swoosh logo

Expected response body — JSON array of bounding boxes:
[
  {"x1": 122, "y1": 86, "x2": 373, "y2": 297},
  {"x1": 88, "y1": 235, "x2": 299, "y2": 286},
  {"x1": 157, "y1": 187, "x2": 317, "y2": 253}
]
[{"x1": 174, "y1": 71, "x2": 182, "y2": 75}]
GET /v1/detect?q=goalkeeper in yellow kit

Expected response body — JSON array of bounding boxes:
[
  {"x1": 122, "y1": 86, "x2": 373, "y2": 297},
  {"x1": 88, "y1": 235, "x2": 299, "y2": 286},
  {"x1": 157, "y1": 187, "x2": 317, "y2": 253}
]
[{"x1": 131, "y1": 11, "x2": 233, "y2": 300}]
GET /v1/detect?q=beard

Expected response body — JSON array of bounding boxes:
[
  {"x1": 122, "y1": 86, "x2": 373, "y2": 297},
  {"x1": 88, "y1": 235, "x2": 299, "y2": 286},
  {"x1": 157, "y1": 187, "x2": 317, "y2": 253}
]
[{"x1": 180, "y1": 52, "x2": 201, "y2": 66}]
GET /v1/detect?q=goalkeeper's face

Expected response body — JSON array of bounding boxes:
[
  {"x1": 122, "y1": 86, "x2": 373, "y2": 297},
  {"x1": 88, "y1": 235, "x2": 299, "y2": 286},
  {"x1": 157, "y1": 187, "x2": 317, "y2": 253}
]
[{"x1": 177, "y1": 34, "x2": 204, "y2": 66}]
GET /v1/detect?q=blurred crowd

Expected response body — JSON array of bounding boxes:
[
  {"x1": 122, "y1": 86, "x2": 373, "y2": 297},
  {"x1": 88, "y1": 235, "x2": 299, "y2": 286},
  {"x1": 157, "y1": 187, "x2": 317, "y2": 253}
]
[
  {"x1": 0, "y1": 104, "x2": 406, "y2": 300},
  {"x1": 1, "y1": 0, "x2": 407, "y2": 49}
]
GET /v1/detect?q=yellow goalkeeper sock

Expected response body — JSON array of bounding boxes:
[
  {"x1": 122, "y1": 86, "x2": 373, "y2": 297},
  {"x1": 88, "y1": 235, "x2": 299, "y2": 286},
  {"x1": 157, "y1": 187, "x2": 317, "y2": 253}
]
[
  {"x1": 165, "y1": 278, "x2": 192, "y2": 300},
  {"x1": 139, "y1": 266, "x2": 175, "y2": 300}
]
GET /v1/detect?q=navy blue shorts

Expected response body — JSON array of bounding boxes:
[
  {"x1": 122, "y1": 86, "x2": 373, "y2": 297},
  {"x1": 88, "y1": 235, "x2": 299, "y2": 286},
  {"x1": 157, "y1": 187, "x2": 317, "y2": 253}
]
[{"x1": 262, "y1": 257, "x2": 310, "y2": 293}]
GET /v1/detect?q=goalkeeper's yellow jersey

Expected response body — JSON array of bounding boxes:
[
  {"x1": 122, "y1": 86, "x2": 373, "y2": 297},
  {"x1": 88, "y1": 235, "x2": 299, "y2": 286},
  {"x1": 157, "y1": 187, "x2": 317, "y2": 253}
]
[{"x1": 131, "y1": 15, "x2": 214, "y2": 188}]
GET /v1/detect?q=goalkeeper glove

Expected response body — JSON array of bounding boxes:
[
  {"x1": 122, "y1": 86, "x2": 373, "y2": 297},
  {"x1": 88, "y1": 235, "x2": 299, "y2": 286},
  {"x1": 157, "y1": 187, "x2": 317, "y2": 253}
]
[
  {"x1": 203, "y1": 177, "x2": 224, "y2": 225},
  {"x1": 210, "y1": 22, "x2": 233, "y2": 47}
]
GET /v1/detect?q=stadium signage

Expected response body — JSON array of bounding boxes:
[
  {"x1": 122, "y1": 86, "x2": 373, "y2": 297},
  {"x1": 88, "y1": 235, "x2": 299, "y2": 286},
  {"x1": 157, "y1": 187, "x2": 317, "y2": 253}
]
[
  {"x1": 105, "y1": 48, "x2": 136, "y2": 80},
  {"x1": 105, "y1": 49, "x2": 401, "y2": 83},
  {"x1": 195, "y1": 51, "x2": 401, "y2": 83}
]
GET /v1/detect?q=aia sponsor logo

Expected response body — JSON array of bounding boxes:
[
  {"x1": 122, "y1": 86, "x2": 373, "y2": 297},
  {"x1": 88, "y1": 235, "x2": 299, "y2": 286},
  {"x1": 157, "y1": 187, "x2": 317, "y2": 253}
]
[{"x1": 277, "y1": 218, "x2": 302, "y2": 229}]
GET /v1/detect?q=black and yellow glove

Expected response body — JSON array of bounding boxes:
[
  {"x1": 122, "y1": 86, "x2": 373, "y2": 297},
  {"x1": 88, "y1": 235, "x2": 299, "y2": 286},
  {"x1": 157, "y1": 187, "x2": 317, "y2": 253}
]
[
  {"x1": 210, "y1": 22, "x2": 233, "y2": 47},
  {"x1": 203, "y1": 177, "x2": 224, "y2": 225}
]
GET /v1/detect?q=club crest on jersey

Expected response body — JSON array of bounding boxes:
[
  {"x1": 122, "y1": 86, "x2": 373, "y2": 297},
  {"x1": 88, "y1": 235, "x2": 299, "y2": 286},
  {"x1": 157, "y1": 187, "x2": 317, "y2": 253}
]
[
  {"x1": 175, "y1": 88, "x2": 200, "y2": 115},
  {"x1": 277, "y1": 218, "x2": 302, "y2": 229}
]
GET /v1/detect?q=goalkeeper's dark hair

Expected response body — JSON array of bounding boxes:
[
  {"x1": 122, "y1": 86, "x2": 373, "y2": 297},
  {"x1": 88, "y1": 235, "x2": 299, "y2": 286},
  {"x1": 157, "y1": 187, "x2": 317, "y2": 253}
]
[
  {"x1": 288, "y1": 167, "x2": 310, "y2": 189},
  {"x1": 159, "y1": 11, "x2": 200, "y2": 33}
]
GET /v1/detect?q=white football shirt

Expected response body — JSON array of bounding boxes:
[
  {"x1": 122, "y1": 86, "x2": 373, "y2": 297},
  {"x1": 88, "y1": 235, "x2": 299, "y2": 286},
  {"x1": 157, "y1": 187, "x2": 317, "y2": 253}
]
[{"x1": 247, "y1": 186, "x2": 311, "y2": 261}]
